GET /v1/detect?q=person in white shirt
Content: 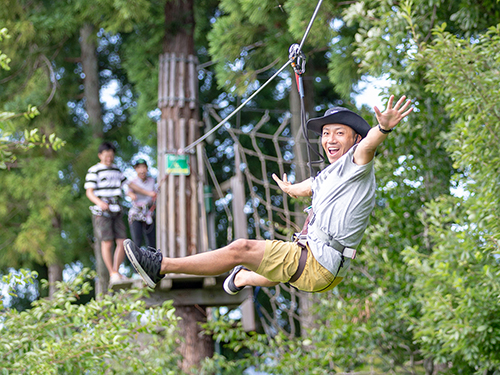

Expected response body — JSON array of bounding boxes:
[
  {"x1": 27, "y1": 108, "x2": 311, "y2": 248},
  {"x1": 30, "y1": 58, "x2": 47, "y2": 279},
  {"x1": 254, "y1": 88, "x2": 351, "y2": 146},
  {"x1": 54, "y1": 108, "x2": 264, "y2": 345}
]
[{"x1": 127, "y1": 159, "x2": 157, "y2": 248}]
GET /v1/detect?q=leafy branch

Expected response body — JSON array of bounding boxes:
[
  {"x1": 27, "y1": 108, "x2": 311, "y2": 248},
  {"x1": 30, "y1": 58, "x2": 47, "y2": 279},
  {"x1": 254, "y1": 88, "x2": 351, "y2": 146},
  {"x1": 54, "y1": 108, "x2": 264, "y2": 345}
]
[{"x1": 0, "y1": 28, "x2": 66, "y2": 169}]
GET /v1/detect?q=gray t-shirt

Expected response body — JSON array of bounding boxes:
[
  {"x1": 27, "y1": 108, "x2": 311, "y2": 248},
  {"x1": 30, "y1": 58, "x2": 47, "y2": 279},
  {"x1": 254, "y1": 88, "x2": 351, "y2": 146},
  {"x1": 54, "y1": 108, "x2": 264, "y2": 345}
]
[{"x1": 307, "y1": 145, "x2": 376, "y2": 276}]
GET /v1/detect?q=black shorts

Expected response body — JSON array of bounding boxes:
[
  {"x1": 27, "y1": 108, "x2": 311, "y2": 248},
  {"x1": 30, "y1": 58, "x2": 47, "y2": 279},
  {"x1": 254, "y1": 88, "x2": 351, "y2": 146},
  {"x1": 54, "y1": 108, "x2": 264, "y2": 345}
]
[{"x1": 92, "y1": 212, "x2": 127, "y2": 241}]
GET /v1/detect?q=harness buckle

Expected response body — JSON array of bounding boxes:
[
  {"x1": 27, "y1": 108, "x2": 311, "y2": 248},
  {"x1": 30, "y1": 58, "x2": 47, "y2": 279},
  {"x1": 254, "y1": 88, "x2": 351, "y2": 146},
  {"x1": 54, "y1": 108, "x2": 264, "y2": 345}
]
[{"x1": 343, "y1": 248, "x2": 357, "y2": 260}]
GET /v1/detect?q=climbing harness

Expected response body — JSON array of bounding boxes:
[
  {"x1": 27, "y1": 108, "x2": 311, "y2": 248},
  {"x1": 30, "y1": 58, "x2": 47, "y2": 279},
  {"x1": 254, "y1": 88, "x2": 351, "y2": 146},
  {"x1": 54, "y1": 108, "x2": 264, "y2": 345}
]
[{"x1": 289, "y1": 206, "x2": 355, "y2": 291}]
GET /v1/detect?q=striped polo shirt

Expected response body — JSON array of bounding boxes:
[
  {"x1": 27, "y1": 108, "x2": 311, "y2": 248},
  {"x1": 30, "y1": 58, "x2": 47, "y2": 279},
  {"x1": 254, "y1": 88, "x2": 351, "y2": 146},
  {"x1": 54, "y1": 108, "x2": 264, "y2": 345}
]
[{"x1": 84, "y1": 163, "x2": 128, "y2": 199}]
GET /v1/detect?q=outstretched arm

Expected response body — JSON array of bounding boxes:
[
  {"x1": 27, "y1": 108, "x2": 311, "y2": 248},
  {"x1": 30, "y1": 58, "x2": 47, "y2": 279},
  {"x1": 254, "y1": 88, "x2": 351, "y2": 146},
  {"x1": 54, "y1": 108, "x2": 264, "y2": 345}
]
[
  {"x1": 353, "y1": 95, "x2": 413, "y2": 165},
  {"x1": 128, "y1": 182, "x2": 157, "y2": 199},
  {"x1": 272, "y1": 173, "x2": 312, "y2": 198}
]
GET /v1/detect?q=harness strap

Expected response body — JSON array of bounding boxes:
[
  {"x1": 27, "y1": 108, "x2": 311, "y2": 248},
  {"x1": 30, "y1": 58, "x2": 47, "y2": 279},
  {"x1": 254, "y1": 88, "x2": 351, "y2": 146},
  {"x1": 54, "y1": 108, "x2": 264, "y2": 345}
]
[
  {"x1": 290, "y1": 205, "x2": 358, "y2": 284},
  {"x1": 289, "y1": 245, "x2": 308, "y2": 283},
  {"x1": 295, "y1": 208, "x2": 357, "y2": 260},
  {"x1": 311, "y1": 223, "x2": 357, "y2": 260}
]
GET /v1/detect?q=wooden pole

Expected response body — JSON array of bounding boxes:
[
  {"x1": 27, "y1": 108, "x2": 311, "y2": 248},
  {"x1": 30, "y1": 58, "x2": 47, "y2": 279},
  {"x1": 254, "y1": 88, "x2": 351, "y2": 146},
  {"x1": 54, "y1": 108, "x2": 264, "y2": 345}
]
[
  {"x1": 157, "y1": 0, "x2": 213, "y2": 370},
  {"x1": 231, "y1": 144, "x2": 256, "y2": 331}
]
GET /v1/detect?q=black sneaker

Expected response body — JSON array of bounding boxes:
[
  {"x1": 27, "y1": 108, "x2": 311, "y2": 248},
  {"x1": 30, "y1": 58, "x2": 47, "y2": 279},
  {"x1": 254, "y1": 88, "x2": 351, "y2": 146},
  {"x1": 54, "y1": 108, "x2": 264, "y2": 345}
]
[
  {"x1": 124, "y1": 239, "x2": 165, "y2": 288},
  {"x1": 223, "y1": 265, "x2": 247, "y2": 295}
]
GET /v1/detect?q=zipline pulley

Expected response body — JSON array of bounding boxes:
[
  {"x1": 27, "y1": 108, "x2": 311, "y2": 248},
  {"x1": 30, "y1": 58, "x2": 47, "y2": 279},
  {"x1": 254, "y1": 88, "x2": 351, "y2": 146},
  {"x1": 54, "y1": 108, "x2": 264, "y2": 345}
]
[
  {"x1": 289, "y1": 43, "x2": 306, "y2": 99},
  {"x1": 289, "y1": 43, "x2": 306, "y2": 76}
]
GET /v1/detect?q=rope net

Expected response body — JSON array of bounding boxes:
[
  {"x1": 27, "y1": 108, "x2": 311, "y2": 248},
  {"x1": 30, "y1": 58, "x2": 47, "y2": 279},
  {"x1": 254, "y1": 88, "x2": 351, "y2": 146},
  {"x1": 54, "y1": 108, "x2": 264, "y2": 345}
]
[{"x1": 203, "y1": 104, "x2": 324, "y2": 338}]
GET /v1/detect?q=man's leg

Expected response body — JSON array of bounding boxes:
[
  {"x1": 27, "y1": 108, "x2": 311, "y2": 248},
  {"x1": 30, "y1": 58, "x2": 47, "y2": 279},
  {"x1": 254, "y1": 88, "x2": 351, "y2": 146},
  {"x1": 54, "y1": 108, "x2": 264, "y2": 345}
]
[
  {"x1": 101, "y1": 240, "x2": 116, "y2": 276},
  {"x1": 144, "y1": 222, "x2": 156, "y2": 248},
  {"x1": 159, "y1": 238, "x2": 266, "y2": 275},
  {"x1": 129, "y1": 220, "x2": 144, "y2": 247},
  {"x1": 94, "y1": 215, "x2": 117, "y2": 277},
  {"x1": 113, "y1": 238, "x2": 126, "y2": 274},
  {"x1": 125, "y1": 238, "x2": 278, "y2": 288},
  {"x1": 112, "y1": 213, "x2": 128, "y2": 276},
  {"x1": 234, "y1": 268, "x2": 279, "y2": 288}
]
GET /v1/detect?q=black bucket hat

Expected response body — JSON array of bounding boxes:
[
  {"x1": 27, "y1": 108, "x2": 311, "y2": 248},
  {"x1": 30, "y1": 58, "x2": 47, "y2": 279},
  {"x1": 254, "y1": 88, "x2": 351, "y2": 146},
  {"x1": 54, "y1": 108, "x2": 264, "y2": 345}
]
[{"x1": 307, "y1": 107, "x2": 371, "y2": 138}]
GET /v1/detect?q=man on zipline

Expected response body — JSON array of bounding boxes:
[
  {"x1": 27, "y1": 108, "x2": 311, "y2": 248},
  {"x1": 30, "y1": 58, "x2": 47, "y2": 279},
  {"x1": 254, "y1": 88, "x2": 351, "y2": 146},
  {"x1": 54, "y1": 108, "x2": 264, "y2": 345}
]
[{"x1": 124, "y1": 94, "x2": 413, "y2": 293}]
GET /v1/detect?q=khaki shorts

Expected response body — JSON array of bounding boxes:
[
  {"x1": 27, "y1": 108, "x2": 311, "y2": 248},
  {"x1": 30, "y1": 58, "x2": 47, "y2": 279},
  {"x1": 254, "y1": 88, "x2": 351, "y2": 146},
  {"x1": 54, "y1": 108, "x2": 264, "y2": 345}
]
[
  {"x1": 92, "y1": 212, "x2": 127, "y2": 241},
  {"x1": 256, "y1": 240, "x2": 344, "y2": 293}
]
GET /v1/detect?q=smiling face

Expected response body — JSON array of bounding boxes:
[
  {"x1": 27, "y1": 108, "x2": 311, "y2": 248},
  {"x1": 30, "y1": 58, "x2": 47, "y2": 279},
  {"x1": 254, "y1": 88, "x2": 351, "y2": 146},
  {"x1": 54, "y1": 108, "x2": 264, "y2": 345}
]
[
  {"x1": 98, "y1": 149, "x2": 115, "y2": 167},
  {"x1": 321, "y1": 124, "x2": 360, "y2": 163},
  {"x1": 134, "y1": 163, "x2": 148, "y2": 181}
]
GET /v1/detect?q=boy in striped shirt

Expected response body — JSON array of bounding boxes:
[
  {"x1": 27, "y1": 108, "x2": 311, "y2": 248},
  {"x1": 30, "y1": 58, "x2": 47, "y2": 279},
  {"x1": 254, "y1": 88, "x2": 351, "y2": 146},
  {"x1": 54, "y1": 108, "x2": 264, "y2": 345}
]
[{"x1": 85, "y1": 142, "x2": 155, "y2": 285}]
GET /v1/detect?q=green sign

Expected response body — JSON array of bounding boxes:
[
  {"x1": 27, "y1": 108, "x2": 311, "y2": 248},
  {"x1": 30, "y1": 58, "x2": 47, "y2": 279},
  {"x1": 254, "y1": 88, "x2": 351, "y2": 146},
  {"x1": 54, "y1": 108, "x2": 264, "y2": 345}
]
[{"x1": 165, "y1": 154, "x2": 190, "y2": 175}]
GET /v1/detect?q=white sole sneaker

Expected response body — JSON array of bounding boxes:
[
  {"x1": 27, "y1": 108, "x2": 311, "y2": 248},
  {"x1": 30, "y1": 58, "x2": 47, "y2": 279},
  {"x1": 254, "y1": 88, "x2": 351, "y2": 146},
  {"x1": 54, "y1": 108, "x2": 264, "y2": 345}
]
[
  {"x1": 223, "y1": 266, "x2": 246, "y2": 295},
  {"x1": 124, "y1": 239, "x2": 156, "y2": 288}
]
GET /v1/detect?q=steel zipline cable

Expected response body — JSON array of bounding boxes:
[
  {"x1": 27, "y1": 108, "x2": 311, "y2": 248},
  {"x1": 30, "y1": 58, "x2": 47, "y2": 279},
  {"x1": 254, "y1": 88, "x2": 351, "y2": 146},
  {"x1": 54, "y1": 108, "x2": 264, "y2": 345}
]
[
  {"x1": 297, "y1": 0, "x2": 324, "y2": 52},
  {"x1": 181, "y1": 0, "x2": 324, "y2": 154}
]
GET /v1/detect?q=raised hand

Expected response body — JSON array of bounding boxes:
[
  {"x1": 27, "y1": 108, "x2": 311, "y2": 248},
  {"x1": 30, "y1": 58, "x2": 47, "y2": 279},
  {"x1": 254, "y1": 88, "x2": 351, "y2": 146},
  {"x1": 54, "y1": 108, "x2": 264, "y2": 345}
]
[
  {"x1": 272, "y1": 173, "x2": 297, "y2": 198},
  {"x1": 374, "y1": 95, "x2": 413, "y2": 131}
]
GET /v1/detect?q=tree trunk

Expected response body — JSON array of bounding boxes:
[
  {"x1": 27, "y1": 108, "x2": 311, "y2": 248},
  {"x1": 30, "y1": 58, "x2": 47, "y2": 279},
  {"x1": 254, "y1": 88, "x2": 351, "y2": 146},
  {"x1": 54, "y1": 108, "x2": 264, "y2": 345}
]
[
  {"x1": 176, "y1": 305, "x2": 214, "y2": 373},
  {"x1": 80, "y1": 23, "x2": 103, "y2": 139},
  {"x1": 93, "y1": 217, "x2": 109, "y2": 297},
  {"x1": 158, "y1": 0, "x2": 213, "y2": 369},
  {"x1": 80, "y1": 23, "x2": 107, "y2": 297},
  {"x1": 47, "y1": 212, "x2": 64, "y2": 298},
  {"x1": 423, "y1": 357, "x2": 434, "y2": 375},
  {"x1": 48, "y1": 263, "x2": 63, "y2": 297}
]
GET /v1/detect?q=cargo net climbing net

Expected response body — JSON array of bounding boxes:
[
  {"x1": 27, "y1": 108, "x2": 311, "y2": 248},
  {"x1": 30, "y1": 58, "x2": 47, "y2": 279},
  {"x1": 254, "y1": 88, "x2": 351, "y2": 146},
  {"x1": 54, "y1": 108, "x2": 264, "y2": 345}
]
[{"x1": 202, "y1": 104, "x2": 324, "y2": 338}]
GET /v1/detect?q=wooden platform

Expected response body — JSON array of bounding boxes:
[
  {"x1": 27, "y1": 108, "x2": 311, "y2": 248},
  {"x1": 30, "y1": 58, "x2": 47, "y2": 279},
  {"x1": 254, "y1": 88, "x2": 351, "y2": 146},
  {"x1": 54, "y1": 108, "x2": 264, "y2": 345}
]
[{"x1": 110, "y1": 273, "x2": 253, "y2": 308}]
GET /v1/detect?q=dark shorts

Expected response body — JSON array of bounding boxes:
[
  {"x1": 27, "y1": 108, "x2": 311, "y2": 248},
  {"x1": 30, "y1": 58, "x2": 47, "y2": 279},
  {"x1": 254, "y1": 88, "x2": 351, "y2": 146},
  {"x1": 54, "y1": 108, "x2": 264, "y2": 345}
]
[{"x1": 92, "y1": 212, "x2": 127, "y2": 241}]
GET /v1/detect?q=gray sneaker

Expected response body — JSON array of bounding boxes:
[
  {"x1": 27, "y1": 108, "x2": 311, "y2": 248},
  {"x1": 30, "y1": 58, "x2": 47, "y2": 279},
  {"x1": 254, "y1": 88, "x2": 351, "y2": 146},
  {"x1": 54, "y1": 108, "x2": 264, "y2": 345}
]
[
  {"x1": 223, "y1": 265, "x2": 247, "y2": 295},
  {"x1": 124, "y1": 239, "x2": 165, "y2": 288}
]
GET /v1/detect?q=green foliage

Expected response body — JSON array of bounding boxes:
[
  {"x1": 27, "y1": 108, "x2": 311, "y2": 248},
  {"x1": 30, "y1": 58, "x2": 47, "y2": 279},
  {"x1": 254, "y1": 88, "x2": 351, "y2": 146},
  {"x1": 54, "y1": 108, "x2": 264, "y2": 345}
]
[
  {"x1": 0, "y1": 157, "x2": 87, "y2": 269},
  {"x1": 201, "y1": 317, "x2": 323, "y2": 374},
  {"x1": 0, "y1": 268, "x2": 182, "y2": 374},
  {"x1": 342, "y1": 0, "x2": 500, "y2": 79},
  {"x1": 403, "y1": 197, "x2": 499, "y2": 374},
  {"x1": 208, "y1": 0, "x2": 294, "y2": 95},
  {"x1": 0, "y1": 123, "x2": 66, "y2": 169},
  {"x1": 400, "y1": 23, "x2": 500, "y2": 374},
  {"x1": 201, "y1": 309, "x2": 426, "y2": 374},
  {"x1": 0, "y1": 27, "x2": 10, "y2": 69},
  {"x1": 0, "y1": 28, "x2": 65, "y2": 169},
  {"x1": 0, "y1": 269, "x2": 37, "y2": 311}
]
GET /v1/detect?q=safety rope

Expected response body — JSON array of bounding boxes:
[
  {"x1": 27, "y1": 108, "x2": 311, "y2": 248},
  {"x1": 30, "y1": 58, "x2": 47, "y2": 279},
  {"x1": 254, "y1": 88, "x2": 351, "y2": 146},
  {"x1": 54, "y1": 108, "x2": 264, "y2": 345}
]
[
  {"x1": 289, "y1": 43, "x2": 324, "y2": 177},
  {"x1": 182, "y1": 60, "x2": 291, "y2": 153},
  {"x1": 203, "y1": 149, "x2": 234, "y2": 242},
  {"x1": 181, "y1": 0, "x2": 325, "y2": 154}
]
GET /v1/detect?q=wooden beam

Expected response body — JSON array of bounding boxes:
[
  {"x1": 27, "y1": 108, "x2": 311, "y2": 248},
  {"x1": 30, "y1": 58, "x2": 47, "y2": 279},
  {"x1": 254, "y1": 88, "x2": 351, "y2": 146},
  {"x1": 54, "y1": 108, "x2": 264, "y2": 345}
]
[{"x1": 143, "y1": 286, "x2": 252, "y2": 307}]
